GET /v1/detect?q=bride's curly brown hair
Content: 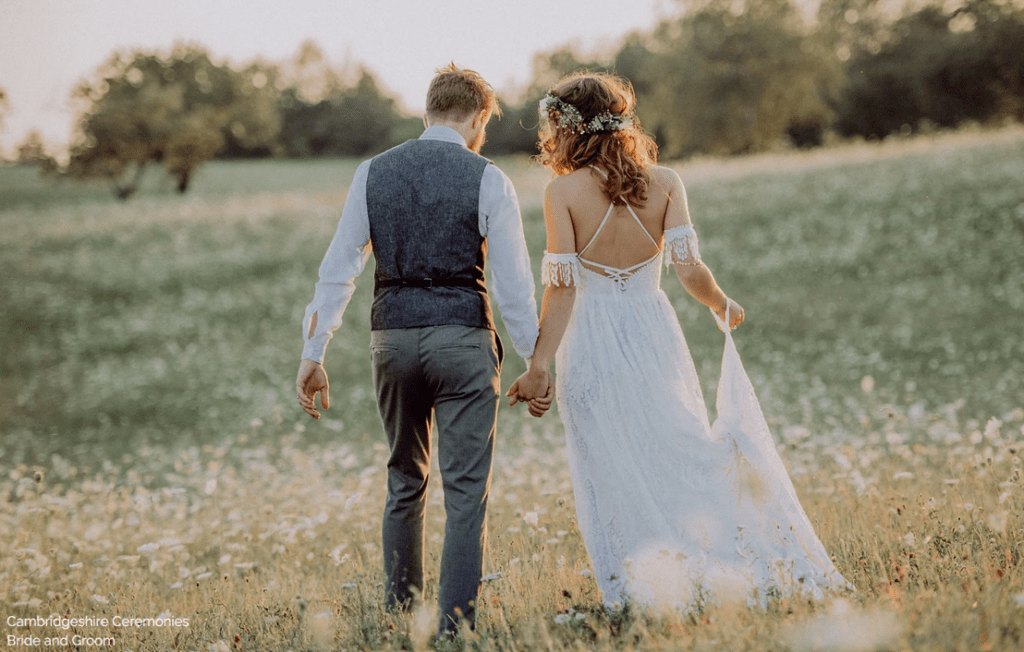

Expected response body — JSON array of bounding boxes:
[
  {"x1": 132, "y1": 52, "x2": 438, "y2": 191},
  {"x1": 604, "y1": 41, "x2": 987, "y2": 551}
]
[{"x1": 535, "y1": 72, "x2": 658, "y2": 206}]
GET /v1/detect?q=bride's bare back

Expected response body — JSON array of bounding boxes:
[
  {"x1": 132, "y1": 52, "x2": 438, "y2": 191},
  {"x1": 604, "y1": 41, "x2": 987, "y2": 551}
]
[{"x1": 544, "y1": 165, "x2": 689, "y2": 275}]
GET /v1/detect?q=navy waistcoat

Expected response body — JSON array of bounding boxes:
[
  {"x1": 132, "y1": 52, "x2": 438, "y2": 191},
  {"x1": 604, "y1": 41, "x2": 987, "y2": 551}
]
[{"x1": 366, "y1": 138, "x2": 495, "y2": 332}]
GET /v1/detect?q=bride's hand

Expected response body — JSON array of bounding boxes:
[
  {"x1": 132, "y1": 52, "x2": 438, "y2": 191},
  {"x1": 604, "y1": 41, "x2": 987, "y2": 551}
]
[
  {"x1": 507, "y1": 368, "x2": 550, "y2": 406},
  {"x1": 524, "y1": 382, "x2": 554, "y2": 418},
  {"x1": 713, "y1": 298, "x2": 745, "y2": 331}
]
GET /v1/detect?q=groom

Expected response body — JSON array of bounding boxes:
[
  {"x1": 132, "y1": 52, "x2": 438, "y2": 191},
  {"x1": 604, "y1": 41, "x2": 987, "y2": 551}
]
[{"x1": 296, "y1": 64, "x2": 551, "y2": 636}]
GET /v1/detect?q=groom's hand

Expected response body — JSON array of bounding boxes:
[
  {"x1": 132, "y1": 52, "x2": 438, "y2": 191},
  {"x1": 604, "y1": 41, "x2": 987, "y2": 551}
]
[{"x1": 296, "y1": 358, "x2": 330, "y2": 420}]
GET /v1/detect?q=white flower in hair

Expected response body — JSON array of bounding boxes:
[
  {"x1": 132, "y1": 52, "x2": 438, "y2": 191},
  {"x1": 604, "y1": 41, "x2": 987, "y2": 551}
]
[{"x1": 540, "y1": 92, "x2": 632, "y2": 135}]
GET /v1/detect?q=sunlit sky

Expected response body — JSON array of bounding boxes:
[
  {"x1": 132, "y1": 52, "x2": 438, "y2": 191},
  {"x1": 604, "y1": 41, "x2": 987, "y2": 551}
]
[{"x1": 0, "y1": 0, "x2": 679, "y2": 154}]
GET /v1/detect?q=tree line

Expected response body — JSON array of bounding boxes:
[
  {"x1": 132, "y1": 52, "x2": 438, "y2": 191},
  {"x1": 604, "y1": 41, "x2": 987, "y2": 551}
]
[
  {"x1": 493, "y1": 0, "x2": 1024, "y2": 158},
  {"x1": 11, "y1": 0, "x2": 1024, "y2": 197}
]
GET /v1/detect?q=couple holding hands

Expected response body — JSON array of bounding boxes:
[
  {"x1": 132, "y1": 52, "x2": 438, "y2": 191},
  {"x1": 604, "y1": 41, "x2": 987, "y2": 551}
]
[{"x1": 296, "y1": 64, "x2": 847, "y2": 637}]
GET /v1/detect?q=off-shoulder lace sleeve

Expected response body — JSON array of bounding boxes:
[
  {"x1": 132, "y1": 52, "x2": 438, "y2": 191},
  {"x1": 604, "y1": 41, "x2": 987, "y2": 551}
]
[
  {"x1": 541, "y1": 251, "x2": 581, "y2": 287},
  {"x1": 664, "y1": 224, "x2": 702, "y2": 268}
]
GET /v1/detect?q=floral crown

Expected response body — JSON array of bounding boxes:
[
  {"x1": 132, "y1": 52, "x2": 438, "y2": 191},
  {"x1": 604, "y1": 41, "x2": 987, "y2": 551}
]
[{"x1": 539, "y1": 92, "x2": 633, "y2": 135}]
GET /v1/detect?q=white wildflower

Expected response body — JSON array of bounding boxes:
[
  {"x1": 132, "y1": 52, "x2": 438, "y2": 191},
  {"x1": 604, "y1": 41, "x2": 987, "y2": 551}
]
[
  {"x1": 984, "y1": 417, "x2": 1002, "y2": 440},
  {"x1": 987, "y1": 511, "x2": 1008, "y2": 535},
  {"x1": 330, "y1": 544, "x2": 348, "y2": 565}
]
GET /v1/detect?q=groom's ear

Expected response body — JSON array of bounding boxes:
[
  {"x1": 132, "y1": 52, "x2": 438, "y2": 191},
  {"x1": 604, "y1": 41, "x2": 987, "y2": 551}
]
[{"x1": 471, "y1": 110, "x2": 490, "y2": 130}]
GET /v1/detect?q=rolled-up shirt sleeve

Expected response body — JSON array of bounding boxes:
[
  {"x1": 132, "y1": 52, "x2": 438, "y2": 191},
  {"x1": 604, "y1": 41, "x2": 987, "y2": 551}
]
[
  {"x1": 301, "y1": 160, "x2": 372, "y2": 363},
  {"x1": 479, "y1": 164, "x2": 539, "y2": 362}
]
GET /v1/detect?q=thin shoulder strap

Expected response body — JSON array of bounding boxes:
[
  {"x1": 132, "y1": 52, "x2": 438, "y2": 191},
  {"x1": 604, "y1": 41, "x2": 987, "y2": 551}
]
[
  {"x1": 625, "y1": 204, "x2": 658, "y2": 247},
  {"x1": 578, "y1": 204, "x2": 615, "y2": 258}
]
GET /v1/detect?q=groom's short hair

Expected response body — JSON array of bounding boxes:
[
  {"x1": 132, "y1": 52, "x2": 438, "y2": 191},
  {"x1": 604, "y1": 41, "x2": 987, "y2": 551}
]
[{"x1": 426, "y1": 63, "x2": 501, "y2": 121}]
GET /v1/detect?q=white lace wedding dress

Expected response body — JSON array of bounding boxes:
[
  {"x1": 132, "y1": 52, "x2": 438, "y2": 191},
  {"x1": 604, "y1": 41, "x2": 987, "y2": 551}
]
[{"x1": 541, "y1": 199, "x2": 850, "y2": 612}]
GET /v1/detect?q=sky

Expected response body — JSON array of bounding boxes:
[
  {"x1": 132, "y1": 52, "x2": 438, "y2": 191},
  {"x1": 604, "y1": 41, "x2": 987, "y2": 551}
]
[{"x1": 0, "y1": 0, "x2": 676, "y2": 155}]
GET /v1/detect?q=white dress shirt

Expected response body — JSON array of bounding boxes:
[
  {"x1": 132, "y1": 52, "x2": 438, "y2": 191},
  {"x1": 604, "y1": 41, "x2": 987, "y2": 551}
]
[{"x1": 302, "y1": 126, "x2": 539, "y2": 365}]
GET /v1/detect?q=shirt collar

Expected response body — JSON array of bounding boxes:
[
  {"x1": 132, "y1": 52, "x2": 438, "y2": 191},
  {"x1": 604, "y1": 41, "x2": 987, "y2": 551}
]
[{"x1": 419, "y1": 125, "x2": 468, "y2": 148}]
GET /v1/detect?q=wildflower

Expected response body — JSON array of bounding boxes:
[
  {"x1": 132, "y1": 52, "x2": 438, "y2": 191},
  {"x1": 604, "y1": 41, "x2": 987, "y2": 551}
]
[{"x1": 984, "y1": 417, "x2": 1002, "y2": 440}]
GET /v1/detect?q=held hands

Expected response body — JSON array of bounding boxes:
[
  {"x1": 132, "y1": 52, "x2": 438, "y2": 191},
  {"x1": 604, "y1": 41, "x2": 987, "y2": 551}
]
[
  {"x1": 713, "y1": 297, "x2": 745, "y2": 331},
  {"x1": 507, "y1": 368, "x2": 554, "y2": 418},
  {"x1": 296, "y1": 358, "x2": 330, "y2": 419}
]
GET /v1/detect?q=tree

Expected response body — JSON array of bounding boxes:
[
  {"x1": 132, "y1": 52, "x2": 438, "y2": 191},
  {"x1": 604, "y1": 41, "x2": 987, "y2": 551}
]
[
  {"x1": 277, "y1": 68, "x2": 416, "y2": 157},
  {"x1": 638, "y1": 0, "x2": 842, "y2": 156},
  {"x1": 0, "y1": 87, "x2": 9, "y2": 156},
  {"x1": 834, "y1": 0, "x2": 1024, "y2": 138},
  {"x1": 281, "y1": 40, "x2": 343, "y2": 104},
  {"x1": 525, "y1": 46, "x2": 612, "y2": 98},
  {"x1": 16, "y1": 130, "x2": 47, "y2": 164},
  {"x1": 481, "y1": 97, "x2": 540, "y2": 157},
  {"x1": 65, "y1": 45, "x2": 280, "y2": 198},
  {"x1": 218, "y1": 59, "x2": 285, "y2": 158},
  {"x1": 482, "y1": 46, "x2": 615, "y2": 157}
]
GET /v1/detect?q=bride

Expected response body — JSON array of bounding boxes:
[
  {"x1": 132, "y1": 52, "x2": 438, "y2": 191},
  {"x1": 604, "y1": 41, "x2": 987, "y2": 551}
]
[{"x1": 508, "y1": 72, "x2": 850, "y2": 611}]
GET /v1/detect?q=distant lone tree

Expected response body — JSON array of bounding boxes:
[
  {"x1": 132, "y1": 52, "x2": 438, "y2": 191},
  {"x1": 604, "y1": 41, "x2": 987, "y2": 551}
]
[
  {"x1": 16, "y1": 130, "x2": 48, "y2": 164},
  {"x1": 0, "y1": 87, "x2": 9, "y2": 155},
  {"x1": 66, "y1": 46, "x2": 280, "y2": 199}
]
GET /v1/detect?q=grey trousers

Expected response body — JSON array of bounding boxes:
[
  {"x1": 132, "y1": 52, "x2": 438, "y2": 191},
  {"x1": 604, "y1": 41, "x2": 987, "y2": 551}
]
[{"x1": 370, "y1": 325, "x2": 503, "y2": 635}]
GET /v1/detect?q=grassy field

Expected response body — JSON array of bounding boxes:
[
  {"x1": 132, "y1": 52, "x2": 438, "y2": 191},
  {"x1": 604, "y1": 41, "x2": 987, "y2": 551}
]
[{"x1": 1, "y1": 127, "x2": 1023, "y2": 651}]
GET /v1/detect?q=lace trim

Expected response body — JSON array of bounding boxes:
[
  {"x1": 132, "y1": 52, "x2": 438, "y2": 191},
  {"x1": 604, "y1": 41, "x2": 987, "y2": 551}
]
[
  {"x1": 541, "y1": 251, "x2": 581, "y2": 287},
  {"x1": 664, "y1": 224, "x2": 701, "y2": 268}
]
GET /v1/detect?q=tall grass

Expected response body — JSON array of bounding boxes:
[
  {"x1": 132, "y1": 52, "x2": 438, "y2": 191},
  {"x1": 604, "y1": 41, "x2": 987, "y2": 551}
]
[{"x1": 1, "y1": 128, "x2": 1023, "y2": 650}]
